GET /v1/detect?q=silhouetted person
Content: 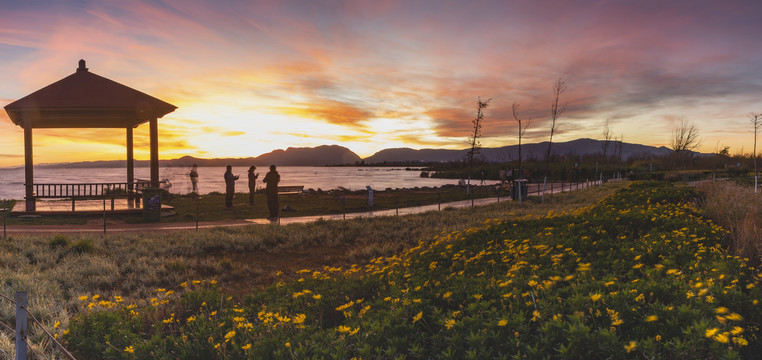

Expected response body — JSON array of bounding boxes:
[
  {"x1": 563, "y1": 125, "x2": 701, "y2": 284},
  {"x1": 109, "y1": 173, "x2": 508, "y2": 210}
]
[
  {"x1": 189, "y1": 164, "x2": 199, "y2": 193},
  {"x1": 263, "y1": 164, "x2": 280, "y2": 219},
  {"x1": 224, "y1": 165, "x2": 239, "y2": 208},
  {"x1": 247, "y1": 165, "x2": 259, "y2": 205}
]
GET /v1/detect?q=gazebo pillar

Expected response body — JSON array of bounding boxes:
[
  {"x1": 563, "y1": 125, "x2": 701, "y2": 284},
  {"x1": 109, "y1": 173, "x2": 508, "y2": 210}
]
[
  {"x1": 149, "y1": 116, "x2": 159, "y2": 187},
  {"x1": 23, "y1": 118, "x2": 35, "y2": 211},
  {"x1": 126, "y1": 127, "x2": 134, "y2": 206}
]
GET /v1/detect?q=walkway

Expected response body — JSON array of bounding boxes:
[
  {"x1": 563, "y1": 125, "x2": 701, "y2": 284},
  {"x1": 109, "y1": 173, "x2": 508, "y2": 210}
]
[{"x1": 2, "y1": 180, "x2": 605, "y2": 234}]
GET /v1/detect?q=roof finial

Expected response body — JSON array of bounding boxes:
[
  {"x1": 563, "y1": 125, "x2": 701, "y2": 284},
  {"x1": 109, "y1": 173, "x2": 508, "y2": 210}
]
[{"x1": 77, "y1": 59, "x2": 88, "y2": 72}]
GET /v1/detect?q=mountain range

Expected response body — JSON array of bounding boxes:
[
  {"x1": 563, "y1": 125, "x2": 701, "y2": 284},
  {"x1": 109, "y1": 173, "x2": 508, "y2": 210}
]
[{"x1": 37, "y1": 138, "x2": 675, "y2": 168}]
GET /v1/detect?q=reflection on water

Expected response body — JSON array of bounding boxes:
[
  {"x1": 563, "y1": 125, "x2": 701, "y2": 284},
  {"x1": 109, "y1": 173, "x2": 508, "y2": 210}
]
[{"x1": 0, "y1": 166, "x2": 456, "y2": 199}]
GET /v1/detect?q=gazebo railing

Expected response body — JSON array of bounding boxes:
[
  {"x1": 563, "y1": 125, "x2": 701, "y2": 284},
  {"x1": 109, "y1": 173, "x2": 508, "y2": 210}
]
[{"x1": 29, "y1": 180, "x2": 152, "y2": 211}]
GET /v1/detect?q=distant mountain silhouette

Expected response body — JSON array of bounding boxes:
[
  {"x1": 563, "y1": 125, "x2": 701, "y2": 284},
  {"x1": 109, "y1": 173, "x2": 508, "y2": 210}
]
[
  {"x1": 35, "y1": 139, "x2": 676, "y2": 168},
  {"x1": 363, "y1": 138, "x2": 674, "y2": 163},
  {"x1": 40, "y1": 145, "x2": 361, "y2": 168}
]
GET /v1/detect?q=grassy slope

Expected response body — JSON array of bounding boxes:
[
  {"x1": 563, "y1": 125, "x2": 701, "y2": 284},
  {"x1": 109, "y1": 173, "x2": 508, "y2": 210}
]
[
  {"x1": 0, "y1": 183, "x2": 621, "y2": 357},
  {"x1": 64, "y1": 182, "x2": 762, "y2": 359}
]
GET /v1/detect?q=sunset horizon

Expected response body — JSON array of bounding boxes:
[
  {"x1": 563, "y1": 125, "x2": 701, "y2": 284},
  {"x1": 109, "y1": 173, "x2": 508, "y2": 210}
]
[{"x1": 2, "y1": 0, "x2": 761, "y2": 167}]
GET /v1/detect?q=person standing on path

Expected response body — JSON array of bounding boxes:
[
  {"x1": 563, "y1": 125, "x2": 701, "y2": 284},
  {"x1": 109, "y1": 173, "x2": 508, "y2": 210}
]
[
  {"x1": 189, "y1": 164, "x2": 199, "y2": 193},
  {"x1": 224, "y1": 165, "x2": 239, "y2": 208},
  {"x1": 247, "y1": 166, "x2": 259, "y2": 206},
  {"x1": 263, "y1": 164, "x2": 280, "y2": 220}
]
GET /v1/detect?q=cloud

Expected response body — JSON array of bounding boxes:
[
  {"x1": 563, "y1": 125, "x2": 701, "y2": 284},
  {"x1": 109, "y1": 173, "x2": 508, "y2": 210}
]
[{"x1": 276, "y1": 99, "x2": 373, "y2": 126}]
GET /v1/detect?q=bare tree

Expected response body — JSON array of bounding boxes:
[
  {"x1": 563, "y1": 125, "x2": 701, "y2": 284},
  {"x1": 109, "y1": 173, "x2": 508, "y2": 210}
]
[
  {"x1": 602, "y1": 118, "x2": 612, "y2": 161},
  {"x1": 542, "y1": 77, "x2": 567, "y2": 201},
  {"x1": 512, "y1": 102, "x2": 531, "y2": 205},
  {"x1": 750, "y1": 113, "x2": 762, "y2": 192},
  {"x1": 669, "y1": 118, "x2": 702, "y2": 168},
  {"x1": 466, "y1": 97, "x2": 491, "y2": 197}
]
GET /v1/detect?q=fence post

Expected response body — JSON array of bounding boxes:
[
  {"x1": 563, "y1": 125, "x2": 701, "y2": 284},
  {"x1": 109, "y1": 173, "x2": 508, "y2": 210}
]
[
  {"x1": 16, "y1": 291, "x2": 27, "y2": 360},
  {"x1": 438, "y1": 191, "x2": 441, "y2": 211},
  {"x1": 103, "y1": 198, "x2": 107, "y2": 234}
]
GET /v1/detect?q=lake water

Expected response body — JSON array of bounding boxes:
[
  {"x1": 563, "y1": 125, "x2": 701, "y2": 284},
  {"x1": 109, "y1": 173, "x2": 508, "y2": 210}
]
[{"x1": 0, "y1": 166, "x2": 457, "y2": 200}]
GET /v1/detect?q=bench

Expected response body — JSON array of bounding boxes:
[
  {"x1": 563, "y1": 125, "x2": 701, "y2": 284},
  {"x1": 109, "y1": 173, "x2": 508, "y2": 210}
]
[
  {"x1": 277, "y1": 185, "x2": 304, "y2": 196},
  {"x1": 32, "y1": 182, "x2": 147, "y2": 211}
]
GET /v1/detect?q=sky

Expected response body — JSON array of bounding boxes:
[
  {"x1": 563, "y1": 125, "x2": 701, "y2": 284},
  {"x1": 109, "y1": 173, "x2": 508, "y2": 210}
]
[{"x1": 1, "y1": 0, "x2": 761, "y2": 167}]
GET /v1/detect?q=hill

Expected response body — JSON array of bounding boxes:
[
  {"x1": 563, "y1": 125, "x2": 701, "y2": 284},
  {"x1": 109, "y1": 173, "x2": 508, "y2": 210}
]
[
  {"x1": 34, "y1": 139, "x2": 677, "y2": 169},
  {"x1": 39, "y1": 145, "x2": 361, "y2": 168},
  {"x1": 363, "y1": 138, "x2": 674, "y2": 163}
]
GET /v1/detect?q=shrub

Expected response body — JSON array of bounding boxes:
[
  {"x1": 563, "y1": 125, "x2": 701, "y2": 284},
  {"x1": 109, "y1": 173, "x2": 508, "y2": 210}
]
[
  {"x1": 698, "y1": 181, "x2": 762, "y2": 263},
  {"x1": 49, "y1": 234, "x2": 70, "y2": 249}
]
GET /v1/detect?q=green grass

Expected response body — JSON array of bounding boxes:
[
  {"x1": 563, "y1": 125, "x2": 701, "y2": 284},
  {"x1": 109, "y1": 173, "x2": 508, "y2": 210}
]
[
  {"x1": 4, "y1": 185, "x2": 512, "y2": 225},
  {"x1": 0, "y1": 183, "x2": 622, "y2": 358},
  {"x1": 63, "y1": 182, "x2": 762, "y2": 359}
]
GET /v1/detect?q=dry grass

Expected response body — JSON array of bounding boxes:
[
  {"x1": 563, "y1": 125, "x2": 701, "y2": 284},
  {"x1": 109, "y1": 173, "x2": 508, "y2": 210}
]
[{"x1": 698, "y1": 180, "x2": 762, "y2": 263}]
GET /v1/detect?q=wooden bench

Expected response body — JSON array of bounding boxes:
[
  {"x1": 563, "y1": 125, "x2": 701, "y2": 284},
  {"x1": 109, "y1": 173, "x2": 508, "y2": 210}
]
[
  {"x1": 277, "y1": 185, "x2": 304, "y2": 196},
  {"x1": 32, "y1": 182, "x2": 144, "y2": 211}
]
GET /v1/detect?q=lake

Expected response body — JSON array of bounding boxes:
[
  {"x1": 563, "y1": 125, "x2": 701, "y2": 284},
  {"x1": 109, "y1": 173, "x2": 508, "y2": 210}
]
[{"x1": 0, "y1": 166, "x2": 457, "y2": 200}]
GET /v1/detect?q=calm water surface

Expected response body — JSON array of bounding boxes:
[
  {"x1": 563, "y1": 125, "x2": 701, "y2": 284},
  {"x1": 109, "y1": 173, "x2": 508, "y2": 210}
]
[{"x1": 0, "y1": 166, "x2": 455, "y2": 200}]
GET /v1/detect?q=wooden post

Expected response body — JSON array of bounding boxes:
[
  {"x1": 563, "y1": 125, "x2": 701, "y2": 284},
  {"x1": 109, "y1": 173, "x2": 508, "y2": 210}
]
[
  {"x1": 149, "y1": 117, "x2": 159, "y2": 187},
  {"x1": 127, "y1": 127, "x2": 134, "y2": 206},
  {"x1": 23, "y1": 118, "x2": 35, "y2": 212},
  {"x1": 16, "y1": 291, "x2": 27, "y2": 360}
]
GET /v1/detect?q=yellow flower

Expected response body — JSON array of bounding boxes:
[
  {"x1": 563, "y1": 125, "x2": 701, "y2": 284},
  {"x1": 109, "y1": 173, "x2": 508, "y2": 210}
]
[
  {"x1": 224, "y1": 331, "x2": 236, "y2": 341},
  {"x1": 187, "y1": 316, "x2": 196, "y2": 323},
  {"x1": 313, "y1": 294, "x2": 322, "y2": 300},
  {"x1": 285, "y1": 342, "x2": 291, "y2": 348},
  {"x1": 412, "y1": 311, "x2": 423, "y2": 323},
  {"x1": 645, "y1": 315, "x2": 658, "y2": 322},
  {"x1": 54, "y1": 321, "x2": 60, "y2": 329},
  {"x1": 498, "y1": 319, "x2": 508, "y2": 327},
  {"x1": 445, "y1": 319, "x2": 456, "y2": 329},
  {"x1": 78, "y1": 295, "x2": 88, "y2": 301},
  {"x1": 442, "y1": 291, "x2": 452, "y2": 299},
  {"x1": 715, "y1": 306, "x2": 729, "y2": 314},
  {"x1": 731, "y1": 326, "x2": 744, "y2": 335},
  {"x1": 124, "y1": 346, "x2": 135, "y2": 354},
  {"x1": 242, "y1": 343, "x2": 252, "y2": 350},
  {"x1": 337, "y1": 326, "x2": 351, "y2": 333},
  {"x1": 590, "y1": 294, "x2": 602, "y2": 302},
  {"x1": 726, "y1": 313, "x2": 744, "y2": 321},
  {"x1": 293, "y1": 313, "x2": 306, "y2": 324},
  {"x1": 624, "y1": 341, "x2": 637, "y2": 353},
  {"x1": 705, "y1": 328, "x2": 719, "y2": 338},
  {"x1": 336, "y1": 301, "x2": 354, "y2": 312},
  {"x1": 714, "y1": 333, "x2": 729, "y2": 343}
]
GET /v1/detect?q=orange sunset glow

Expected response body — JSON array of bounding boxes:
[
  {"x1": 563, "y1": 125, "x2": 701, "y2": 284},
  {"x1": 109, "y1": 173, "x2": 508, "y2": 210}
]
[{"x1": 1, "y1": 0, "x2": 761, "y2": 167}]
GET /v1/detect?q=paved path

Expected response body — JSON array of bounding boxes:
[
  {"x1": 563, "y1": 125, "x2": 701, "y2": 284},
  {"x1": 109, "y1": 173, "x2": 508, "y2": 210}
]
[{"x1": 2, "y1": 180, "x2": 605, "y2": 234}]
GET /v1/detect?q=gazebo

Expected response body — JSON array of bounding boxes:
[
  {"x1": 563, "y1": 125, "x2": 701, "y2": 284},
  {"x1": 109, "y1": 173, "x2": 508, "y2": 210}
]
[{"x1": 4, "y1": 60, "x2": 177, "y2": 212}]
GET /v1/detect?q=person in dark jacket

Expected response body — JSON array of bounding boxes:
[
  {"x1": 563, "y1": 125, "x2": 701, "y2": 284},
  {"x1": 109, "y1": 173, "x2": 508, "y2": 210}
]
[
  {"x1": 263, "y1": 164, "x2": 280, "y2": 219},
  {"x1": 189, "y1": 164, "x2": 199, "y2": 193},
  {"x1": 224, "y1": 165, "x2": 239, "y2": 208},
  {"x1": 247, "y1": 166, "x2": 259, "y2": 205}
]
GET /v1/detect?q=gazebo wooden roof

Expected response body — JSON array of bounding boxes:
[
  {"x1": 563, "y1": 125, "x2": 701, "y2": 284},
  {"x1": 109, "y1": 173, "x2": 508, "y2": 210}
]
[{"x1": 3, "y1": 59, "x2": 177, "y2": 211}]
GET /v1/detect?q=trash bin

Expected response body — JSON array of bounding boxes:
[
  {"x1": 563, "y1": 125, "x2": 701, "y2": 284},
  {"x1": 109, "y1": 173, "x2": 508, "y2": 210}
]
[
  {"x1": 142, "y1": 187, "x2": 162, "y2": 222},
  {"x1": 511, "y1": 179, "x2": 528, "y2": 200}
]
